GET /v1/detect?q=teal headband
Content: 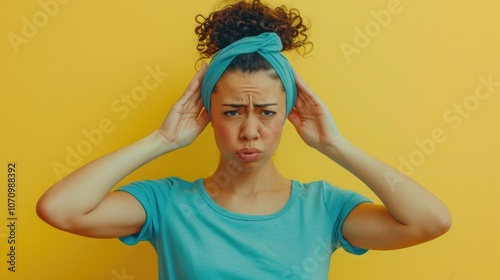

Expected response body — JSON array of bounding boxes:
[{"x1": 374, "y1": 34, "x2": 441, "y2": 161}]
[{"x1": 201, "y1": 32, "x2": 296, "y2": 117}]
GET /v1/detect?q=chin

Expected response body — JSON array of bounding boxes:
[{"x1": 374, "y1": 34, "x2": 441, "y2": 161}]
[
  {"x1": 232, "y1": 161, "x2": 261, "y2": 173},
  {"x1": 243, "y1": 165, "x2": 266, "y2": 173},
  {"x1": 220, "y1": 156, "x2": 265, "y2": 174}
]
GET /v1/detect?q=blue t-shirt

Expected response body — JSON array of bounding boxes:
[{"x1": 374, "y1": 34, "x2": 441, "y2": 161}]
[{"x1": 116, "y1": 177, "x2": 371, "y2": 280}]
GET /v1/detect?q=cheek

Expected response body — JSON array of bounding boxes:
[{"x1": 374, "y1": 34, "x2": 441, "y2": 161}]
[
  {"x1": 262, "y1": 119, "x2": 285, "y2": 143},
  {"x1": 269, "y1": 113, "x2": 286, "y2": 132},
  {"x1": 213, "y1": 122, "x2": 235, "y2": 144}
]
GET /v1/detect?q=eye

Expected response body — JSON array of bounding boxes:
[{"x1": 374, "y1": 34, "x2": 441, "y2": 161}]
[
  {"x1": 223, "y1": 110, "x2": 240, "y2": 117},
  {"x1": 261, "y1": 110, "x2": 276, "y2": 117}
]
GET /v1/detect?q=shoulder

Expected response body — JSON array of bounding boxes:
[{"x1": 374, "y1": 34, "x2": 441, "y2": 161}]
[
  {"x1": 295, "y1": 179, "x2": 371, "y2": 207},
  {"x1": 293, "y1": 180, "x2": 336, "y2": 207},
  {"x1": 296, "y1": 179, "x2": 344, "y2": 189},
  {"x1": 118, "y1": 176, "x2": 197, "y2": 189},
  {"x1": 295, "y1": 179, "x2": 342, "y2": 196},
  {"x1": 115, "y1": 176, "x2": 202, "y2": 201}
]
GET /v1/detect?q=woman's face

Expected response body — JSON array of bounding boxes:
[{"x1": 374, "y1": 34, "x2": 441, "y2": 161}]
[{"x1": 210, "y1": 70, "x2": 287, "y2": 172}]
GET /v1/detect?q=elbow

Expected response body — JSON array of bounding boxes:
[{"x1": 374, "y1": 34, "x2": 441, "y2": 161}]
[
  {"x1": 436, "y1": 208, "x2": 452, "y2": 236},
  {"x1": 419, "y1": 207, "x2": 452, "y2": 241},
  {"x1": 36, "y1": 195, "x2": 60, "y2": 227},
  {"x1": 36, "y1": 194, "x2": 75, "y2": 232},
  {"x1": 438, "y1": 208, "x2": 452, "y2": 233},
  {"x1": 36, "y1": 195, "x2": 49, "y2": 222}
]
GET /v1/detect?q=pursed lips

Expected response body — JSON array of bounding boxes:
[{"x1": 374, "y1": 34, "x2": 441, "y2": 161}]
[{"x1": 236, "y1": 148, "x2": 262, "y2": 162}]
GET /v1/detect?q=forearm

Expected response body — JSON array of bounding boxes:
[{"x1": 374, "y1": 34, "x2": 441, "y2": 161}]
[
  {"x1": 37, "y1": 130, "x2": 175, "y2": 222},
  {"x1": 323, "y1": 138, "x2": 450, "y2": 230}
]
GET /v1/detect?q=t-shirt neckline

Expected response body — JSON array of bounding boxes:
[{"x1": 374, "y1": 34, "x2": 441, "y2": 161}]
[{"x1": 195, "y1": 178, "x2": 299, "y2": 221}]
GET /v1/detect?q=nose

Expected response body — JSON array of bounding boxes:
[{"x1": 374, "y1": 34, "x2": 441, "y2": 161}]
[{"x1": 239, "y1": 114, "x2": 260, "y2": 141}]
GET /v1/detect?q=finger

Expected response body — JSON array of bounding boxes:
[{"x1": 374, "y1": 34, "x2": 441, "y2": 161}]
[
  {"x1": 293, "y1": 71, "x2": 314, "y2": 106},
  {"x1": 197, "y1": 109, "x2": 210, "y2": 127},
  {"x1": 178, "y1": 63, "x2": 208, "y2": 105},
  {"x1": 295, "y1": 86, "x2": 309, "y2": 107},
  {"x1": 194, "y1": 62, "x2": 208, "y2": 86},
  {"x1": 296, "y1": 78, "x2": 317, "y2": 104},
  {"x1": 287, "y1": 108, "x2": 303, "y2": 129},
  {"x1": 189, "y1": 62, "x2": 208, "y2": 88},
  {"x1": 294, "y1": 85, "x2": 316, "y2": 115},
  {"x1": 186, "y1": 76, "x2": 204, "y2": 110},
  {"x1": 192, "y1": 94, "x2": 205, "y2": 113},
  {"x1": 180, "y1": 92, "x2": 204, "y2": 120},
  {"x1": 294, "y1": 92, "x2": 306, "y2": 110},
  {"x1": 191, "y1": 65, "x2": 206, "y2": 102},
  {"x1": 294, "y1": 69, "x2": 311, "y2": 94},
  {"x1": 294, "y1": 69, "x2": 324, "y2": 105},
  {"x1": 189, "y1": 63, "x2": 209, "y2": 105}
]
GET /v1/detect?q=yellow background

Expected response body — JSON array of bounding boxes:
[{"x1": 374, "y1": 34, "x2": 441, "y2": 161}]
[{"x1": 1, "y1": 0, "x2": 499, "y2": 279}]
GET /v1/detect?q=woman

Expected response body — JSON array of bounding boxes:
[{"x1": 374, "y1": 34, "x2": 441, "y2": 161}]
[{"x1": 36, "y1": 1, "x2": 451, "y2": 279}]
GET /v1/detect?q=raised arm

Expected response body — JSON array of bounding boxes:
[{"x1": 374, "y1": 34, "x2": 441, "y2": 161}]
[
  {"x1": 36, "y1": 63, "x2": 209, "y2": 238},
  {"x1": 287, "y1": 71, "x2": 451, "y2": 250}
]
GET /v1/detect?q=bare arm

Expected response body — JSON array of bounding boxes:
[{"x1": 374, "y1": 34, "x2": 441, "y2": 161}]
[
  {"x1": 36, "y1": 63, "x2": 209, "y2": 238},
  {"x1": 323, "y1": 139, "x2": 451, "y2": 249},
  {"x1": 36, "y1": 131, "x2": 174, "y2": 237},
  {"x1": 288, "y1": 71, "x2": 451, "y2": 250}
]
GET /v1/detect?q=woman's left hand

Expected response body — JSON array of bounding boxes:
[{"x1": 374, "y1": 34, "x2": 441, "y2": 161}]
[{"x1": 287, "y1": 70, "x2": 344, "y2": 153}]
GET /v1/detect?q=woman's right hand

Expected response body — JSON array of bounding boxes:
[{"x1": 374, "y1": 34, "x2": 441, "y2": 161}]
[
  {"x1": 37, "y1": 63, "x2": 211, "y2": 238},
  {"x1": 158, "y1": 63, "x2": 210, "y2": 149}
]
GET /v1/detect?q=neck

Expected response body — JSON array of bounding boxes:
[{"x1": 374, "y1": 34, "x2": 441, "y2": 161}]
[{"x1": 206, "y1": 157, "x2": 288, "y2": 196}]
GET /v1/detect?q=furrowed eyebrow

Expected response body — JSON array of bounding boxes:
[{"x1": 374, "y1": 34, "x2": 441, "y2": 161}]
[
  {"x1": 255, "y1": 103, "x2": 278, "y2": 108},
  {"x1": 222, "y1": 103, "x2": 278, "y2": 108}
]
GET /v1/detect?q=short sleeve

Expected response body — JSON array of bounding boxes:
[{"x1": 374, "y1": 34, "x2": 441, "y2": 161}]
[
  {"x1": 321, "y1": 181, "x2": 372, "y2": 255},
  {"x1": 114, "y1": 178, "x2": 172, "y2": 245}
]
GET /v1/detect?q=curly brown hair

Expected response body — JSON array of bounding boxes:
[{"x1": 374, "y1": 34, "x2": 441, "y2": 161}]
[{"x1": 194, "y1": 0, "x2": 312, "y2": 61}]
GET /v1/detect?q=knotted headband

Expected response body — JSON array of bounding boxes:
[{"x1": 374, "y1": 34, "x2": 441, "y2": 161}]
[{"x1": 201, "y1": 32, "x2": 296, "y2": 117}]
